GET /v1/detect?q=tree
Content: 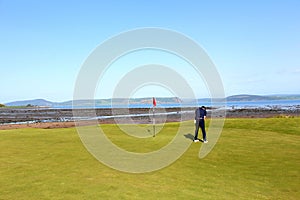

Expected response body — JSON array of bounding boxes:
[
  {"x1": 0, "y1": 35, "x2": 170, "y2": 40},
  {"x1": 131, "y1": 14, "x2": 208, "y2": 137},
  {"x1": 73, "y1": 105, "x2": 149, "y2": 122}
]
[{"x1": 0, "y1": 103, "x2": 5, "y2": 107}]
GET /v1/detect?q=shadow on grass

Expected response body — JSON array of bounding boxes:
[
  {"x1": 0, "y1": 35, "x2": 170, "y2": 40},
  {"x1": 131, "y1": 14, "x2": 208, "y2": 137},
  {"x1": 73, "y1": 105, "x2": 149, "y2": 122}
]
[{"x1": 184, "y1": 133, "x2": 194, "y2": 141}]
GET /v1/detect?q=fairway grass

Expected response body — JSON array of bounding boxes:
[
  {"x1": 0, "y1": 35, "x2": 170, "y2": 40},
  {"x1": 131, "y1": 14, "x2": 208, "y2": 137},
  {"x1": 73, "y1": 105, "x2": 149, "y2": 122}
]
[{"x1": 1, "y1": 118, "x2": 299, "y2": 199}]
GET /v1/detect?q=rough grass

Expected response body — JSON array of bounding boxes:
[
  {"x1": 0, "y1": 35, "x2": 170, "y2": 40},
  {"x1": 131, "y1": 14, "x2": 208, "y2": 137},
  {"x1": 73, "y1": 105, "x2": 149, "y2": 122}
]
[{"x1": 0, "y1": 117, "x2": 299, "y2": 199}]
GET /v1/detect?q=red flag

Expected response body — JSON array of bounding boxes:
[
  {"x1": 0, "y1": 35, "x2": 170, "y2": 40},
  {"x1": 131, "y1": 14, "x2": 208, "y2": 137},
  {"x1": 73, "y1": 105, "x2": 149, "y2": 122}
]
[{"x1": 152, "y1": 97, "x2": 157, "y2": 107}]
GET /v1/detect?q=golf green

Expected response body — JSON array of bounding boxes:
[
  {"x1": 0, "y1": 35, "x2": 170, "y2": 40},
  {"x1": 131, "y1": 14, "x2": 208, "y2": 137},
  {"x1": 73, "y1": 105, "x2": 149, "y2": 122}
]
[{"x1": 1, "y1": 117, "x2": 299, "y2": 199}]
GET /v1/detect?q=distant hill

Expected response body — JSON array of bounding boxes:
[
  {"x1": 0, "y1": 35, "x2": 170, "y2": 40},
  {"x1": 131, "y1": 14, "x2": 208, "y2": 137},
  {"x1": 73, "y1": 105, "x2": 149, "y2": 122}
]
[
  {"x1": 266, "y1": 94, "x2": 300, "y2": 100},
  {"x1": 4, "y1": 97, "x2": 182, "y2": 107},
  {"x1": 226, "y1": 94, "x2": 300, "y2": 101},
  {"x1": 226, "y1": 95, "x2": 272, "y2": 101},
  {"x1": 5, "y1": 99, "x2": 55, "y2": 107},
  {"x1": 3, "y1": 94, "x2": 300, "y2": 107}
]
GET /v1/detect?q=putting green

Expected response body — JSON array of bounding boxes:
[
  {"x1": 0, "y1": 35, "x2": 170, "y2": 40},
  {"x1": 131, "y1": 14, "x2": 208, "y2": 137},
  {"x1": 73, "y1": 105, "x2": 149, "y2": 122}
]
[{"x1": 0, "y1": 117, "x2": 299, "y2": 199}]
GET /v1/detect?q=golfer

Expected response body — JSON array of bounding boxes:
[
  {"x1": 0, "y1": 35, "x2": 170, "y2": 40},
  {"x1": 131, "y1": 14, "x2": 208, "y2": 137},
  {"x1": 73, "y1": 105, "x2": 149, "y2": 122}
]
[{"x1": 193, "y1": 106, "x2": 208, "y2": 143}]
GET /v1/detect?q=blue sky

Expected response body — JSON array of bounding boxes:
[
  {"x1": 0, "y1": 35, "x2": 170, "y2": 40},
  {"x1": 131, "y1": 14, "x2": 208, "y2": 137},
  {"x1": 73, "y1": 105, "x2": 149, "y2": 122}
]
[{"x1": 0, "y1": 0, "x2": 299, "y2": 103}]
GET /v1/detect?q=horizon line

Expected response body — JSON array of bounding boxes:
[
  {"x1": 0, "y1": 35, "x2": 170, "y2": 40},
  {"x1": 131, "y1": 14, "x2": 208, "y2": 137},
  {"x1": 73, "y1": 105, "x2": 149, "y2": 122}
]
[{"x1": 3, "y1": 93, "x2": 300, "y2": 104}]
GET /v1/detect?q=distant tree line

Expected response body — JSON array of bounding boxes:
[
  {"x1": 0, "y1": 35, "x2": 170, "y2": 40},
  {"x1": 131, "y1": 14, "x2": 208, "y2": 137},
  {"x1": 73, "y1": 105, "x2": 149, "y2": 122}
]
[{"x1": 0, "y1": 104, "x2": 35, "y2": 108}]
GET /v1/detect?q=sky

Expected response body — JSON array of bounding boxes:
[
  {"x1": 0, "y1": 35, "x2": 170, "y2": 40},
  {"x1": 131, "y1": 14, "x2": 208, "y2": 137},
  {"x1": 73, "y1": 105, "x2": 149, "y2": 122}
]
[{"x1": 0, "y1": 0, "x2": 299, "y2": 103}]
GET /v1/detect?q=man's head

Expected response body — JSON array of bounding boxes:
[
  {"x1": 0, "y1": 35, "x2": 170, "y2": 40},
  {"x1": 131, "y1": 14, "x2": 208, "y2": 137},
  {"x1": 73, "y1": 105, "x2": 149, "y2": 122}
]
[{"x1": 201, "y1": 106, "x2": 206, "y2": 110}]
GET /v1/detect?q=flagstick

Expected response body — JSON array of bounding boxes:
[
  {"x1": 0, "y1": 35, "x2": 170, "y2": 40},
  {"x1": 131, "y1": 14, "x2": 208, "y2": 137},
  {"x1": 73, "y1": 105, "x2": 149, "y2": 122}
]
[{"x1": 153, "y1": 106, "x2": 155, "y2": 137}]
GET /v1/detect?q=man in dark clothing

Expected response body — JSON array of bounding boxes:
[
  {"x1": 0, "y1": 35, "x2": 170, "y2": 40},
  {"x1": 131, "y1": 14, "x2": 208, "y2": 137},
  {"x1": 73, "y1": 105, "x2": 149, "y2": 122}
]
[{"x1": 193, "y1": 106, "x2": 208, "y2": 143}]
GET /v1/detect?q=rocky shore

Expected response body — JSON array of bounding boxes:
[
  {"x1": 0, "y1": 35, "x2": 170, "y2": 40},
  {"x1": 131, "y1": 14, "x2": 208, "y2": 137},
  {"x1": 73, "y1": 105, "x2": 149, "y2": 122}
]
[{"x1": 0, "y1": 106, "x2": 299, "y2": 130}]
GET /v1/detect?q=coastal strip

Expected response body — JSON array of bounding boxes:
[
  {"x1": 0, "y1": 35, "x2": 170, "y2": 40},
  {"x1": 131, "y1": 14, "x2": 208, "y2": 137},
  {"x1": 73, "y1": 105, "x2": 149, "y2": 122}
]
[{"x1": 0, "y1": 106, "x2": 299, "y2": 130}]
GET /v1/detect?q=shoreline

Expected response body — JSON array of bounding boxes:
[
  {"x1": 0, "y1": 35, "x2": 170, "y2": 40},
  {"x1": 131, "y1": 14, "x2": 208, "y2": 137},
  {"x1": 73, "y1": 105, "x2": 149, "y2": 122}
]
[{"x1": 0, "y1": 107, "x2": 299, "y2": 130}]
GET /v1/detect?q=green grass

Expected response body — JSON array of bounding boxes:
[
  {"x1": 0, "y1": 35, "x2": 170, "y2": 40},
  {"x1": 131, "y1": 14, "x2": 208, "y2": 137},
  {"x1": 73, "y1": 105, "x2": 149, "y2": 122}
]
[{"x1": 1, "y1": 118, "x2": 299, "y2": 199}]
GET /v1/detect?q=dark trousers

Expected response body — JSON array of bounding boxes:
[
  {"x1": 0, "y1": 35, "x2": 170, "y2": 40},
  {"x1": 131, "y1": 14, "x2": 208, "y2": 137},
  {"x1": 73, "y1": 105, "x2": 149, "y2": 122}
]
[{"x1": 194, "y1": 119, "x2": 206, "y2": 141}]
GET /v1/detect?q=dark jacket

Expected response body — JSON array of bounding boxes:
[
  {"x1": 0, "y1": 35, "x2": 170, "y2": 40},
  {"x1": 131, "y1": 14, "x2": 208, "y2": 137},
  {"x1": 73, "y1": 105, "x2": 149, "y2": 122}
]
[{"x1": 195, "y1": 107, "x2": 207, "y2": 120}]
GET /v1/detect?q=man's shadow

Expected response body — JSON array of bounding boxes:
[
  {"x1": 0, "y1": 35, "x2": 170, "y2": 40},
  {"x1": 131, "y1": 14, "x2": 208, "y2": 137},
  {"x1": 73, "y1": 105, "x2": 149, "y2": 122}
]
[
  {"x1": 184, "y1": 133, "x2": 194, "y2": 141},
  {"x1": 184, "y1": 133, "x2": 204, "y2": 142}
]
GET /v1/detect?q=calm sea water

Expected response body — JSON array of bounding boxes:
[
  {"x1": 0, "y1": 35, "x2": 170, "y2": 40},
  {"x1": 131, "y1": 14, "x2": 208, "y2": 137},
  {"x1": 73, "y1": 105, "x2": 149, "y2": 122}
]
[
  {"x1": 222, "y1": 99, "x2": 300, "y2": 109},
  {"x1": 54, "y1": 99, "x2": 300, "y2": 109}
]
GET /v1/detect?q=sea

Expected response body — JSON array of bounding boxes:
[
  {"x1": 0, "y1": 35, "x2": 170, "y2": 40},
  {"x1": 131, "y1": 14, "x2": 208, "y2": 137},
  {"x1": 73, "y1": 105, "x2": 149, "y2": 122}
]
[{"x1": 54, "y1": 99, "x2": 300, "y2": 110}]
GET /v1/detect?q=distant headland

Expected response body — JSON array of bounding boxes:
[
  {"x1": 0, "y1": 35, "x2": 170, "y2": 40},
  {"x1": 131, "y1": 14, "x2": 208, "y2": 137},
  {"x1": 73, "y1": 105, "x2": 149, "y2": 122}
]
[{"x1": 2, "y1": 94, "x2": 300, "y2": 108}]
